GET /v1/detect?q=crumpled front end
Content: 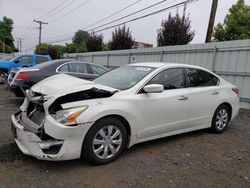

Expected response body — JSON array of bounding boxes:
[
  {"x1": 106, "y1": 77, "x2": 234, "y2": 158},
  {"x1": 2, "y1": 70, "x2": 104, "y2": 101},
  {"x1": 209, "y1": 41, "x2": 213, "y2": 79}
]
[{"x1": 11, "y1": 90, "x2": 95, "y2": 161}]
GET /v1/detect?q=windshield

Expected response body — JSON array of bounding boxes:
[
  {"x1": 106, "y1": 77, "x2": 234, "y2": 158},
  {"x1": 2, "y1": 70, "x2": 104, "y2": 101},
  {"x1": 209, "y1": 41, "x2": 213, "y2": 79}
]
[{"x1": 94, "y1": 66, "x2": 155, "y2": 90}]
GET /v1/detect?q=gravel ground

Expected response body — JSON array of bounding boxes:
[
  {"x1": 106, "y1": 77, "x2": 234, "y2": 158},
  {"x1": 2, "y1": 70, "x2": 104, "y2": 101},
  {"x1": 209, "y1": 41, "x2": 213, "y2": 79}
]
[{"x1": 0, "y1": 84, "x2": 249, "y2": 188}]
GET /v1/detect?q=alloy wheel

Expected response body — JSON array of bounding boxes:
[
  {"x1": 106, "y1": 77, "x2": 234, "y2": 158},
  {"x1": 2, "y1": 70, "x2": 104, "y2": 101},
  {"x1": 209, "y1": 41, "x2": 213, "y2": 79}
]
[
  {"x1": 92, "y1": 125, "x2": 122, "y2": 159},
  {"x1": 215, "y1": 109, "x2": 228, "y2": 131}
]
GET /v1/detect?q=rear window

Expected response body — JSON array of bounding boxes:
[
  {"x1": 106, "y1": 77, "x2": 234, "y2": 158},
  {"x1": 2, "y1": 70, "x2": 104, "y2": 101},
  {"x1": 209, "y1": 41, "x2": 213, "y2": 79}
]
[
  {"x1": 36, "y1": 56, "x2": 49, "y2": 64},
  {"x1": 186, "y1": 68, "x2": 219, "y2": 87}
]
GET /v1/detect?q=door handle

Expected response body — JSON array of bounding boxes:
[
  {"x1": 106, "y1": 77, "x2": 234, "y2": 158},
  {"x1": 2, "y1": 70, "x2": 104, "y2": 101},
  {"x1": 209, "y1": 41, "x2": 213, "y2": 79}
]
[
  {"x1": 211, "y1": 91, "x2": 219, "y2": 95},
  {"x1": 178, "y1": 95, "x2": 188, "y2": 101}
]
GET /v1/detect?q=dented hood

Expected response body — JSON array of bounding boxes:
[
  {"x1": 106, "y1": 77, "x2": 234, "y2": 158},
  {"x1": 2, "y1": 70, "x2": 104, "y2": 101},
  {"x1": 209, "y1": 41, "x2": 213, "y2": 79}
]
[{"x1": 31, "y1": 74, "x2": 117, "y2": 95}]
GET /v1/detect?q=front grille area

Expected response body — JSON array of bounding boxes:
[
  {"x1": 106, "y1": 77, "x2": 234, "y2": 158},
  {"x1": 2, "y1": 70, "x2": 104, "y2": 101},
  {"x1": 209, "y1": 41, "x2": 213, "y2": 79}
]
[{"x1": 27, "y1": 101, "x2": 45, "y2": 126}]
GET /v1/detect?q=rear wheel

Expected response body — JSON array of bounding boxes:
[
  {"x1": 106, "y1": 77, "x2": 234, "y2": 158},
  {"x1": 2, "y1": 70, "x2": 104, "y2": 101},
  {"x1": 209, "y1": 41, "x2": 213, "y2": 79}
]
[
  {"x1": 82, "y1": 117, "x2": 127, "y2": 165},
  {"x1": 211, "y1": 104, "x2": 230, "y2": 133},
  {"x1": 0, "y1": 70, "x2": 7, "y2": 84}
]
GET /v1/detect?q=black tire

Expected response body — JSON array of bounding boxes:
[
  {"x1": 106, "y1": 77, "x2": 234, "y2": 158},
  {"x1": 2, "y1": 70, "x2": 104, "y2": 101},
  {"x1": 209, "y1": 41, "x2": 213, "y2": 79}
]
[
  {"x1": 0, "y1": 70, "x2": 7, "y2": 84},
  {"x1": 82, "y1": 117, "x2": 127, "y2": 165},
  {"x1": 211, "y1": 104, "x2": 230, "y2": 133}
]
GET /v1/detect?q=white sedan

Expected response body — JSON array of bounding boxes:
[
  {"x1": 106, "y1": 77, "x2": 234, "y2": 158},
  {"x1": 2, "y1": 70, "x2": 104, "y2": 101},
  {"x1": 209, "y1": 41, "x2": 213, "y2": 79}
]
[{"x1": 11, "y1": 62, "x2": 240, "y2": 164}]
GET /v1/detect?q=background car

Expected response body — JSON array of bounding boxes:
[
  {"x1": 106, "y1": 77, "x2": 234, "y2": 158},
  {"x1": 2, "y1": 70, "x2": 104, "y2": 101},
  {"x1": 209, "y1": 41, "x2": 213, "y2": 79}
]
[
  {"x1": 8, "y1": 59, "x2": 108, "y2": 97},
  {"x1": 11, "y1": 62, "x2": 239, "y2": 164},
  {"x1": 0, "y1": 54, "x2": 51, "y2": 84}
]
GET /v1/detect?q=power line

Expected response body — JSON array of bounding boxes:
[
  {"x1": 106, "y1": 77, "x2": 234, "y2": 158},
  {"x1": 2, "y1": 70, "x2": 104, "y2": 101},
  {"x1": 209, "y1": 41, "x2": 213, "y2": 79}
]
[
  {"x1": 37, "y1": 0, "x2": 72, "y2": 20},
  {"x1": 42, "y1": 0, "x2": 78, "y2": 20},
  {"x1": 22, "y1": 0, "x2": 73, "y2": 38},
  {"x1": 33, "y1": 20, "x2": 48, "y2": 51},
  {"x1": 21, "y1": 22, "x2": 34, "y2": 38},
  {"x1": 94, "y1": 0, "x2": 197, "y2": 33},
  {"x1": 88, "y1": 0, "x2": 170, "y2": 32},
  {"x1": 47, "y1": 0, "x2": 198, "y2": 44},
  {"x1": 84, "y1": 0, "x2": 143, "y2": 30},
  {"x1": 16, "y1": 38, "x2": 24, "y2": 52},
  {"x1": 45, "y1": 0, "x2": 172, "y2": 43},
  {"x1": 47, "y1": 0, "x2": 91, "y2": 22},
  {"x1": 43, "y1": 0, "x2": 145, "y2": 41}
]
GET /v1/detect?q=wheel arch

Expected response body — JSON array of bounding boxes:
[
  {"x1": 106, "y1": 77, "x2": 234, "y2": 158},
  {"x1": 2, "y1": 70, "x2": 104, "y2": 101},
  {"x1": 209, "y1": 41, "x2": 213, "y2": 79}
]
[
  {"x1": 81, "y1": 114, "x2": 133, "y2": 161},
  {"x1": 217, "y1": 102, "x2": 232, "y2": 120},
  {"x1": 81, "y1": 113, "x2": 133, "y2": 153},
  {"x1": 0, "y1": 68, "x2": 8, "y2": 73},
  {"x1": 91, "y1": 114, "x2": 131, "y2": 144}
]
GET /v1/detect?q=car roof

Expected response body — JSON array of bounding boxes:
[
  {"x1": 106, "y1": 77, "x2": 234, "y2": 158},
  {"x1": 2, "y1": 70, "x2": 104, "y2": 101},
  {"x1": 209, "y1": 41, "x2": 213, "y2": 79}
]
[{"x1": 127, "y1": 62, "x2": 206, "y2": 70}]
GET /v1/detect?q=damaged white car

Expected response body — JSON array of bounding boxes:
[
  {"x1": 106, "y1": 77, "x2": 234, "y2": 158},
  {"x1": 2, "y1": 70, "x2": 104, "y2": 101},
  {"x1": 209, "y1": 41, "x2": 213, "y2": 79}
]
[{"x1": 11, "y1": 63, "x2": 240, "y2": 164}]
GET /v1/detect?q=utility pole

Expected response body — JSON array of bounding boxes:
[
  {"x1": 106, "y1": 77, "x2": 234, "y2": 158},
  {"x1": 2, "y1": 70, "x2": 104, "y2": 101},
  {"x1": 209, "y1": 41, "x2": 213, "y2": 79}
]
[
  {"x1": 205, "y1": 0, "x2": 218, "y2": 43},
  {"x1": 16, "y1": 41, "x2": 19, "y2": 52},
  {"x1": 16, "y1": 38, "x2": 23, "y2": 53},
  {"x1": 33, "y1": 20, "x2": 48, "y2": 51},
  {"x1": 2, "y1": 40, "x2": 5, "y2": 53}
]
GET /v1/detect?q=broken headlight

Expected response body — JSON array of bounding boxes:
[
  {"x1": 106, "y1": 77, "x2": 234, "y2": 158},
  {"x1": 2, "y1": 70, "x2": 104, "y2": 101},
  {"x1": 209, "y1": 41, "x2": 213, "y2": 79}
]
[{"x1": 51, "y1": 106, "x2": 88, "y2": 126}]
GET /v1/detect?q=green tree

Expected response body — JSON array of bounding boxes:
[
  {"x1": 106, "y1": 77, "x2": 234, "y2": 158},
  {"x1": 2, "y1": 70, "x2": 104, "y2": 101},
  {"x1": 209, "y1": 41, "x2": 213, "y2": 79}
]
[
  {"x1": 157, "y1": 6, "x2": 195, "y2": 46},
  {"x1": 0, "y1": 16, "x2": 17, "y2": 53},
  {"x1": 86, "y1": 32, "x2": 103, "y2": 52},
  {"x1": 101, "y1": 43, "x2": 109, "y2": 51},
  {"x1": 109, "y1": 25, "x2": 134, "y2": 50},
  {"x1": 213, "y1": 0, "x2": 250, "y2": 41},
  {"x1": 35, "y1": 43, "x2": 64, "y2": 59},
  {"x1": 71, "y1": 30, "x2": 88, "y2": 52},
  {"x1": 64, "y1": 42, "x2": 87, "y2": 53},
  {"x1": 64, "y1": 43, "x2": 78, "y2": 53},
  {"x1": 72, "y1": 30, "x2": 89, "y2": 45}
]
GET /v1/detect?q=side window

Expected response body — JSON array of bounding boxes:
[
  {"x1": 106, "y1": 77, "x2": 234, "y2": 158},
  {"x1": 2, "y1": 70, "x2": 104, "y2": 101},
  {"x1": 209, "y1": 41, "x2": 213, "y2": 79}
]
[
  {"x1": 91, "y1": 64, "x2": 107, "y2": 75},
  {"x1": 16, "y1": 56, "x2": 32, "y2": 64},
  {"x1": 147, "y1": 68, "x2": 184, "y2": 90},
  {"x1": 68, "y1": 63, "x2": 88, "y2": 74},
  {"x1": 58, "y1": 64, "x2": 70, "y2": 72},
  {"x1": 186, "y1": 68, "x2": 219, "y2": 87},
  {"x1": 36, "y1": 56, "x2": 48, "y2": 64}
]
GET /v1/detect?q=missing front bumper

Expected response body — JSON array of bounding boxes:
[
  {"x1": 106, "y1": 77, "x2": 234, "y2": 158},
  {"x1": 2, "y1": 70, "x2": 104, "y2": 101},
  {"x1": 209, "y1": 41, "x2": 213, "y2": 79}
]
[{"x1": 11, "y1": 112, "x2": 64, "y2": 158}]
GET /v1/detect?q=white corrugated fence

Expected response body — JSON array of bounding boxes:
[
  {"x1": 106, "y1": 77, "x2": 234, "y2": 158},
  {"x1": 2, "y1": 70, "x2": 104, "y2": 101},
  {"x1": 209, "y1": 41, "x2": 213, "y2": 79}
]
[{"x1": 64, "y1": 39, "x2": 250, "y2": 109}]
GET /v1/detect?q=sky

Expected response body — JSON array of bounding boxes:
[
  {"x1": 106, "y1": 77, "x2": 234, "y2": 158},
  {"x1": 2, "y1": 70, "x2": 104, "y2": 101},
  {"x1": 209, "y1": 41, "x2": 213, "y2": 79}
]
[{"x1": 0, "y1": 0, "x2": 249, "y2": 52}]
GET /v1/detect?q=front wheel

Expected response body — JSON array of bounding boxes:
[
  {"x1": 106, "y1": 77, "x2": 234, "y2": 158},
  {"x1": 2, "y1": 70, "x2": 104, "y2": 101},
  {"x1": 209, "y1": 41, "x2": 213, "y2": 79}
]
[
  {"x1": 211, "y1": 104, "x2": 230, "y2": 133},
  {"x1": 0, "y1": 70, "x2": 7, "y2": 84},
  {"x1": 82, "y1": 117, "x2": 127, "y2": 165}
]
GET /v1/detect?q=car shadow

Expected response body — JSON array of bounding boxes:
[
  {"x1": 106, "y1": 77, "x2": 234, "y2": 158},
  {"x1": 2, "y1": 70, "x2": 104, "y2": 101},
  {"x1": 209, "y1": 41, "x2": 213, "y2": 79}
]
[{"x1": 0, "y1": 128, "x2": 211, "y2": 168}]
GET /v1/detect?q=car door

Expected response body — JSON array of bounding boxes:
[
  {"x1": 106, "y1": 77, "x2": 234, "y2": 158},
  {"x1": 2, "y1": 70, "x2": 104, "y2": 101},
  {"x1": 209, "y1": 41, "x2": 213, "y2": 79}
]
[
  {"x1": 135, "y1": 68, "x2": 189, "y2": 139},
  {"x1": 185, "y1": 68, "x2": 221, "y2": 128},
  {"x1": 14, "y1": 56, "x2": 33, "y2": 67}
]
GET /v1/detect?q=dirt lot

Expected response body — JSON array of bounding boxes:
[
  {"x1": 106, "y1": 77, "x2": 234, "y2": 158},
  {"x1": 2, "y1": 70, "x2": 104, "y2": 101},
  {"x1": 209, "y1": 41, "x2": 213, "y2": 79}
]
[{"x1": 0, "y1": 84, "x2": 249, "y2": 188}]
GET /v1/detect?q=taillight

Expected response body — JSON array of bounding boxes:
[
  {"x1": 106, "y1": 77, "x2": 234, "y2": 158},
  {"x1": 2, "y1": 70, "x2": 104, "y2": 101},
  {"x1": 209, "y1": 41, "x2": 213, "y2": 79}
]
[
  {"x1": 16, "y1": 73, "x2": 31, "y2": 81},
  {"x1": 232, "y1": 87, "x2": 239, "y2": 97}
]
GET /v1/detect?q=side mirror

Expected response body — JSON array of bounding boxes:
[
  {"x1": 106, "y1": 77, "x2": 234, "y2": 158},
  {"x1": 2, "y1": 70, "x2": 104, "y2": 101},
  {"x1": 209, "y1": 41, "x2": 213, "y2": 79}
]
[
  {"x1": 14, "y1": 60, "x2": 19, "y2": 63},
  {"x1": 143, "y1": 84, "x2": 164, "y2": 93}
]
